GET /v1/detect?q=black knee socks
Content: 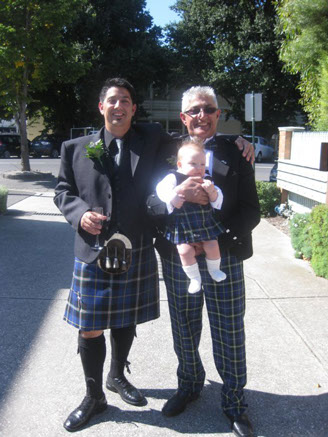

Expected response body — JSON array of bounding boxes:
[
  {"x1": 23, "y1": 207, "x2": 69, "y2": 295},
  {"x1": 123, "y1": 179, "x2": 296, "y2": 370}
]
[
  {"x1": 109, "y1": 325, "x2": 136, "y2": 378},
  {"x1": 78, "y1": 333, "x2": 106, "y2": 399}
]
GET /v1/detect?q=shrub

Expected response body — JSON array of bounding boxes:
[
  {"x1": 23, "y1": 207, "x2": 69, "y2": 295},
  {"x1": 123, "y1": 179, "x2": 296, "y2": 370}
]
[
  {"x1": 309, "y1": 205, "x2": 328, "y2": 278},
  {"x1": 255, "y1": 181, "x2": 281, "y2": 217},
  {"x1": 0, "y1": 185, "x2": 8, "y2": 214},
  {"x1": 289, "y1": 213, "x2": 312, "y2": 259}
]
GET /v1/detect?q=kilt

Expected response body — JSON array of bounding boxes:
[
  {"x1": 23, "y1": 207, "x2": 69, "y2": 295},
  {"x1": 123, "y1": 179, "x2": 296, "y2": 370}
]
[
  {"x1": 64, "y1": 234, "x2": 160, "y2": 331},
  {"x1": 161, "y1": 250, "x2": 247, "y2": 416},
  {"x1": 164, "y1": 202, "x2": 225, "y2": 244}
]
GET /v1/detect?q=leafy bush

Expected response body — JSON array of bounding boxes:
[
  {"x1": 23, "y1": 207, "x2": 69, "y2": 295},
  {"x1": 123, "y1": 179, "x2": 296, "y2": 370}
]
[
  {"x1": 255, "y1": 181, "x2": 281, "y2": 217},
  {"x1": 309, "y1": 205, "x2": 328, "y2": 278},
  {"x1": 289, "y1": 205, "x2": 328, "y2": 279},
  {"x1": 289, "y1": 213, "x2": 312, "y2": 259},
  {"x1": 0, "y1": 185, "x2": 8, "y2": 214}
]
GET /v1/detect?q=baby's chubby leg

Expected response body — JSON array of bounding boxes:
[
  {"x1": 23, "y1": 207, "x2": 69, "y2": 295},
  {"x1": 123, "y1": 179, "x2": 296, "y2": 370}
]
[
  {"x1": 177, "y1": 243, "x2": 202, "y2": 294},
  {"x1": 176, "y1": 243, "x2": 197, "y2": 266},
  {"x1": 202, "y1": 239, "x2": 221, "y2": 260},
  {"x1": 202, "y1": 240, "x2": 226, "y2": 282}
]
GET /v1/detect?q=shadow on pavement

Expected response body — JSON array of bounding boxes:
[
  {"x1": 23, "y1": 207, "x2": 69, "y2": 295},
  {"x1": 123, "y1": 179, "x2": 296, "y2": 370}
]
[
  {"x1": 0, "y1": 215, "x2": 74, "y2": 407},
  {"x1": 78, "y1": 383, "x2": 328, "y2": 437}
]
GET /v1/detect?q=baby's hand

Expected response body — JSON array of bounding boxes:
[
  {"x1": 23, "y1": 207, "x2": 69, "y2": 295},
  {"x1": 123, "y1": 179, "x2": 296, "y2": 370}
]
[
  {"x1": 201, "y1": 180, "x2": 218, "y2": 202},
  {"x1": 171, "y1": 193, "x2": 185, "y2": 209}
]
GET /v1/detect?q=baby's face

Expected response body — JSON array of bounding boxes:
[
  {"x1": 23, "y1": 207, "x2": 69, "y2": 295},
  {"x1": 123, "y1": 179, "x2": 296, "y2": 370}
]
[{"x1": 178, "y1": 148, "x2": 206, "y2": 178}]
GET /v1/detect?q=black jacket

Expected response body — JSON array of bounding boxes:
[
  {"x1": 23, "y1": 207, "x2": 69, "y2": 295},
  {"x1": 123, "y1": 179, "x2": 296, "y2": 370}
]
[
  {"x1": 54, "y1": 123, "x2": 172, "y2": 263},
  {"x1": 154, "y1": 134, "x2": 261, "y2": 261}
]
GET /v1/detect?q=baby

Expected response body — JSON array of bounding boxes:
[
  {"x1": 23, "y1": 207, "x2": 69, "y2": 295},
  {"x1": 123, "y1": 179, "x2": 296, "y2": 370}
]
[{"x1": 156, "y1": 139, "x2": 226, "y2": 293}]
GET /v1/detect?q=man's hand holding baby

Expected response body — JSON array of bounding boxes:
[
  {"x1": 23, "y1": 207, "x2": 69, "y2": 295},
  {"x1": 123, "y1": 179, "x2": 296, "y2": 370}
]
[
  {"x1": 175, "y1": 177, "x2": 209, "y2": 205},
  {"x1": 171, "y1": 193, "x2": 185, "y2": 209}
]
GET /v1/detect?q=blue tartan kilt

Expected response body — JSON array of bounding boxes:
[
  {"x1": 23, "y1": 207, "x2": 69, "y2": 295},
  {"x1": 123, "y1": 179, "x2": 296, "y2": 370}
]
[
  {"x1": 64, "y1": 234, "x2": 160, "y2": 331},
  {"x1": 164, "y1": 202, "x2": 225, "y2": 244}
]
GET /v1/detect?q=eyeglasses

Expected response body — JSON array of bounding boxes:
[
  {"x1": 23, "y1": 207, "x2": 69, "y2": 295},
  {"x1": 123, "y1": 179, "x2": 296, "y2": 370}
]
[{"x1": 184, "y1": 106, "x2": 218, "y2": 116}]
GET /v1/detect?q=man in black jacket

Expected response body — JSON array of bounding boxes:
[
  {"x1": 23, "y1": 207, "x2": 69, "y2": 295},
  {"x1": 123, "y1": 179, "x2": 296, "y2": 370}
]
[
  {"x1": 157, "y1": 86, "x2": 260, "y2": 437},
  {"x1": 54, "y1": 78, "x2": 172, "y2": 432}
]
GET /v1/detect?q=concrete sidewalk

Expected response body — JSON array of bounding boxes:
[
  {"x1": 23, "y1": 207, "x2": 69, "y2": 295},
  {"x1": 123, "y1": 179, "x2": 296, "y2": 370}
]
[{"x1": 0, "y1": 193, "x2": 327, "y2": 437}]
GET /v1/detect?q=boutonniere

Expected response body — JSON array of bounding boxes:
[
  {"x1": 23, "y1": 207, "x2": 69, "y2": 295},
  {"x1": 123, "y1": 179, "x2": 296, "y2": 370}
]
[
  {"x1": 167, "y1": 154, "x2": 177, "y2": 167},
  {"x1": 85, "y1": 139, "x2": 104, "y2": 160}
]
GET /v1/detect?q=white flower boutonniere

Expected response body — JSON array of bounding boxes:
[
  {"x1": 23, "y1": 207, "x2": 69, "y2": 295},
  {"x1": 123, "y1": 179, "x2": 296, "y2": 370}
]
[{"x1": 85, "y1": 139, "x2": 104, "y2": 160}]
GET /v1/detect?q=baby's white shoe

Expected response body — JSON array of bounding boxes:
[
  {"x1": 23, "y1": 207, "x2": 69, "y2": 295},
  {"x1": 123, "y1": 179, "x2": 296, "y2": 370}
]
[
  {"x1": 188, "y1": 278, "x2": 202, "y2": 294},
  {"x1": 206, "y1": 258, "x2": 227, "y2": 282},
  {"x1": 208, "y1": 269, "x2": 226, "y2": 282},
  {"x1": 182, "y1": 264, "x2": 202, "y2": 294}
]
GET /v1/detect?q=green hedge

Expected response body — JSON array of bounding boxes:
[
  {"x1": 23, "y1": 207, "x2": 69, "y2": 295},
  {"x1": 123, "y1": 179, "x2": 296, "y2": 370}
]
[
  {"x1": 309, "y1": 205, "x2": 328, "y2": 278},
  {"x1": 289, "y1": 204, "x2": 328, "y2": 279},
  {"x1": 289, "y1": 213, "x2": 312, "y2": 259},
  {"x1": 255, "y1": 181, "x2": 281, "y2": 217},
  {"x1": 0, "y1": 185, "x2": 8, "y2": 214}
]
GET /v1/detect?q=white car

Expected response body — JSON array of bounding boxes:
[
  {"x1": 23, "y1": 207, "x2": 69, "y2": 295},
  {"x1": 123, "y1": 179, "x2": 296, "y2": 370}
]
[{"x1": 244, "y1": 135, "x2": 275, "y2": 163}]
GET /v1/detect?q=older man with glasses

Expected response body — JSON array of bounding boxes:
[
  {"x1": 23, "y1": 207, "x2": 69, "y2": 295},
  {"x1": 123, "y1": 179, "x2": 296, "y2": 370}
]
[{"x1": 155, "y1": 86, "x2": 260, "y2": 437}]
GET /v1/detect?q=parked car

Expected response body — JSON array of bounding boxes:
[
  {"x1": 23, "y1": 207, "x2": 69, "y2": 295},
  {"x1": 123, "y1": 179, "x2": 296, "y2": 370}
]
[
  {"x1": 0, "y1": 133, "x2": 23, "y2": 158},
  {"x1": 269, "y1": 162, "x2": 278, "y2": 182},
  {"x1": 30, "y1": 134, "x2": 66, "y2": 158},
  {"x1": 243, "y1": 135, "x2": 275, "y2": 163}
]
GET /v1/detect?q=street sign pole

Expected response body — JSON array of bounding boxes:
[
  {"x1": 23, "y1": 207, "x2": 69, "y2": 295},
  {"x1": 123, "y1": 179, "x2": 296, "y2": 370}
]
[
  {"x1": 252, "y1": 91, "x2": 255, "y2": 170},
  {"x1": 245, "y1": 92, "x2": 262, "y2": 172}
]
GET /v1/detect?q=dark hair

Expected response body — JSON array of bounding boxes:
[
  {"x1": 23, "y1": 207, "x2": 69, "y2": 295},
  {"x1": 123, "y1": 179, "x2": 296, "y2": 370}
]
[{"x1": 99, "y1": 78, "x2": 137, "y2": 104}]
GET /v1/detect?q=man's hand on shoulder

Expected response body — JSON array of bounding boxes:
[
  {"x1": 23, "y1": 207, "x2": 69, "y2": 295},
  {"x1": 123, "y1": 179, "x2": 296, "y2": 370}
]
[
  {"x1": 235, "y1": 136, "x2": 255, "y2": 165},
  {"x1": 175, "y1": 176, "x2": 209, "y2": 205}
]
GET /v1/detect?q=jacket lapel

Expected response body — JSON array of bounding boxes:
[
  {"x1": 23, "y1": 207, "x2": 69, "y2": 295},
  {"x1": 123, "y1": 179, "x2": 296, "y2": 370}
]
[{"x1": 128, "y1": 128, "x2": 144, "y2": 179}]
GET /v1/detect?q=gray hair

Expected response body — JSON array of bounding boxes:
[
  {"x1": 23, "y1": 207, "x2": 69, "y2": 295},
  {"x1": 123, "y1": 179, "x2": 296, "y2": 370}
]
[{"x1": 181, "y1": 86, "x2": 219, "y2": 112}]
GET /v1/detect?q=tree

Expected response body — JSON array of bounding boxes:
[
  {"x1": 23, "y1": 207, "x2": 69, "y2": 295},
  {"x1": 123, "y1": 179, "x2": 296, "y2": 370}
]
[
  {"x1": 36, "y1": 0, "x2": 172, "y2": 135},
  {"x1": 0, "y1": 0, "x2": 88, "y2": 170},
  {"x1": 276, "y1": 0, "x2": 328, "y2": 130},
  {"x1": 166, "y1": 0, "x2": 305, "y2": 138}
]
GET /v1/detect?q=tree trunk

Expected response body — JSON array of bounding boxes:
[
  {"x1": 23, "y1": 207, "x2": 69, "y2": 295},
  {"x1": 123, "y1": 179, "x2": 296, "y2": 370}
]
[
  {"x1": 19, "y1": 105, "x2": 30, "y2": 171},
  {"x1": 18, "y1": 63, "x2": 30, "y2": 172}
]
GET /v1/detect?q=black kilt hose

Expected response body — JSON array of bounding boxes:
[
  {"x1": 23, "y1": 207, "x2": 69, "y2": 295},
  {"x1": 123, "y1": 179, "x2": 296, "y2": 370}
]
[{"x1": 64, "y1": 234, "x2": 160, "y2": 331}]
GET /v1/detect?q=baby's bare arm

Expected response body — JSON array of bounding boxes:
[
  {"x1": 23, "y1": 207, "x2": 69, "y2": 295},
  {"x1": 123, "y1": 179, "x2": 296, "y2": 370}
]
[{"x1": 202, "y1": 180, "x2": 218, "y2": 202}]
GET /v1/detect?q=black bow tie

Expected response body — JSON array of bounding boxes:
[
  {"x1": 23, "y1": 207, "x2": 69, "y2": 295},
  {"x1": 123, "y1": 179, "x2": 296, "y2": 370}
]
[{"x1": 205, "y1": 137, "x2": 217, "y2": 150}]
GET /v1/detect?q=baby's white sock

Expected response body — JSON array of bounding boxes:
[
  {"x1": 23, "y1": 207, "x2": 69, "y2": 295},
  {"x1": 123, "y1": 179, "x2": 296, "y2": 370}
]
[
  {"x1": 206, "y1": 258, "x2": 226, "y2": 282},
  {"x1": 182, "y1": 263, "x2": 202, "y2": 294}
]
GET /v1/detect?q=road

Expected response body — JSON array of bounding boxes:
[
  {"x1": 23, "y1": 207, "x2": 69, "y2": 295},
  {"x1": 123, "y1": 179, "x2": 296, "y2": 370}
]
[
  {"x1": 0, "y1": 158, "x2": 275, "y2": 183},
  {"x1": 1, "y1": 158, "x2": 274, "y2": 208},
  {"x1": 0, "y1": 157, "x2": 61, "y2": 175}
]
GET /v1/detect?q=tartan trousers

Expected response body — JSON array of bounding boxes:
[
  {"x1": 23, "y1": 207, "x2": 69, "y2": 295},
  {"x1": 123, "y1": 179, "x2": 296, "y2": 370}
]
[{"x1": 161, "y1": 250, "x2": 248, "y2": 416}]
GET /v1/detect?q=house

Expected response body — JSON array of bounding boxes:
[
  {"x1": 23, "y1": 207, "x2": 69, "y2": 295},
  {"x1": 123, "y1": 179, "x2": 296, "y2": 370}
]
[
  {"x1": 277, "y1": 127, "x2": 328, "y2": 213},
  {"x1": 139, "y1": 84, "x2": 241, "y2": 135}
]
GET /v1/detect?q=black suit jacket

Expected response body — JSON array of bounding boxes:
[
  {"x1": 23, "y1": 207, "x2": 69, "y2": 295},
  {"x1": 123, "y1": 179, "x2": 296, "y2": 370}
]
[
  {"x1": 54, "y1": 123, "x2": 172, "y2": 263},
  {"x1": 154, "y1": 134, "x2": 261, "y2": 261}
]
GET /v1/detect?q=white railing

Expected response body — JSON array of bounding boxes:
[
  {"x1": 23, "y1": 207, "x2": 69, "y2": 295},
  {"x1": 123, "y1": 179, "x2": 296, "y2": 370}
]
[{"x1": 291, "y1": 131, "x2": 328, "y2": 169}]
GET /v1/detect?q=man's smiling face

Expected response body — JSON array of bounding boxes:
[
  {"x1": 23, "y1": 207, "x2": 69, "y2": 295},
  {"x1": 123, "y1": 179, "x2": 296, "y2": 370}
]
[
  {"x1": 180, "y1": 95, "x2": 221, "y2": 141},
  {"x1": 98, "y1": 86, "x2": 136, "y2": 137}
]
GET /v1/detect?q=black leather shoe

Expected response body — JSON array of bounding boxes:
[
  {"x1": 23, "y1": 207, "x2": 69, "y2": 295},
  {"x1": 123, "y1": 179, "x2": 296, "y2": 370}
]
[
  {"x1": 63, "y1": 395, "x2": 107, "y2": 432},
  {"x1": 106, "y1": 374, "x2": 147, "y2": 406},
  {"x1": 225, "y1": 412, "x2": 254, "y2": 437},
  {"x1": 162, "y1": 390, "x2": 200, "y2": 417}
]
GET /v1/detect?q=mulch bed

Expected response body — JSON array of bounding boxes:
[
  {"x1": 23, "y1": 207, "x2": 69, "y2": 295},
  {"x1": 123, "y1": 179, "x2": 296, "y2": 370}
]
[{"x1": 265, "y1": 215, "x2": 291, "y2": 237}]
